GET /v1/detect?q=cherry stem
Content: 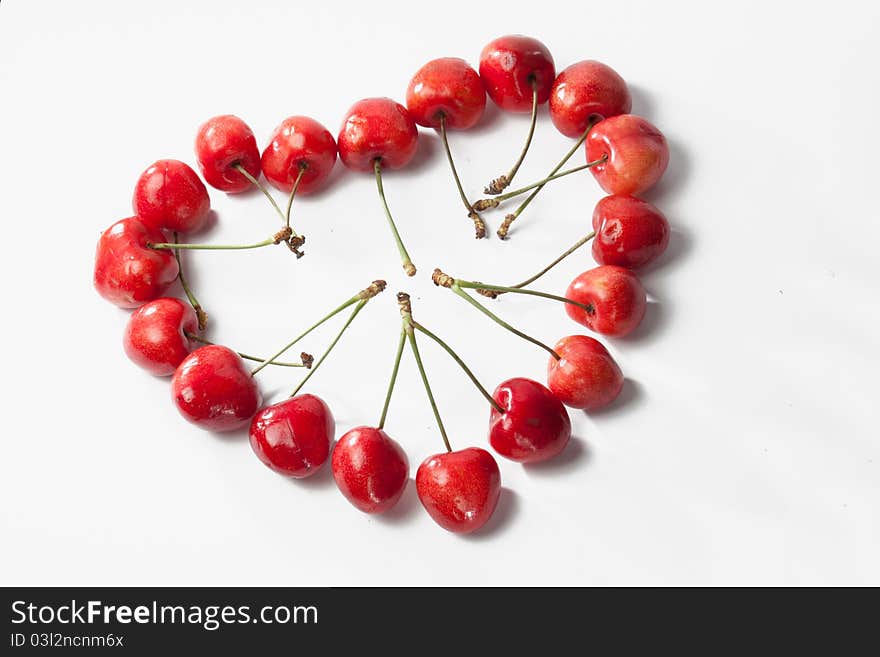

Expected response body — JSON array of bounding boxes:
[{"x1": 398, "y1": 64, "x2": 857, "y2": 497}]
[
  {"x1": 172, "y1": 232, "x2": 207, "y2": 330},
  {"x1": 485, "y1": 81, "x2": 538, "y2": 195},
  {"x1": 457, "y1": 279, "x2": 593, "y2": 314},
  {"x1": 289, "y1": 300, "x2": 366, "y2": 398},
  {"x1": 413, "y1": 322, "x2": 504, "y2": 414},
  {"x1": 251, "y1": 280, "x2": 385, "y2": 376},
  {"x1": 251, "y1": 296, "x2": 360, "y2": 375},
  {"x1": 285, "y1": 165, "x2": 306, "y2": 230},
  {"x1": 150, "y1": 237, "x2": 277, "y2": 251},
  {"x1": 506, "y1": 231, "x2": 596, "y2": 291},
  {"x1": 399, "y1": 294, "x2": 451, "y2": 452},
  {"x1": 374, "y1": 159, "x2": 416, "y2": 276},
  {"x1": 378, "y1": 329, "x2": 406, "y2": 430},
  {"x1": 438, "y1": 116, "x2": 486, "y2": 239},
  {"x1": 185, "y1": 332, "x2": 309, "y2": 368},
  {"x1": 450, "y1": 284, "x2": 560, "y2": 361},
  {"x1": 496, "y1": 121, "x2": 597, "y2": 238},
  {"x1": 483, "y1": 156, "x2": 606, "y2": 206},
  {"x1": 233, "y1": 163, "x2": 299, "y2": 237}
]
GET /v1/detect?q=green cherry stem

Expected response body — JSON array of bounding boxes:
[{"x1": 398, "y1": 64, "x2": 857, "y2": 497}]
[
  {"x1": 250, "y1": 280, "x2": 386, "y2": 376},
  {"x1": 150, "y1": 235, "x2": 280, "y2": 251},
  {"x1": 438, "y1": 115, "x2": 486, "y2": 239},
  {"x1": 285, "y1": 165, "x2": 307, "y2": 230},
  {"x1": 432, "y1": 269, "x2": 560, "y2": 360},
  {"x1": 475, "y1": 156, "x2": 606, "y2": 210},
  {"x1": 232, "y1": 163, "x2": 294, "y2": 232},
  {"x1": 413, "y1": 322, "x2": 504, "y2": 413},
  {"x1": 289, "y1": 300, "x2": 366, "y2": 398},
  {"x1": 172, "y1": 232, "x2": 207, "y2": 330},
  {"x1": 495, "y1": 120, "x2": 598, "y2": 239},
  {"x1": 509, "y1": 231, "x2": 596, "y2": 290},
  {"x1": 378, "y1": 329, "x2": 407, "y2": 430},
  {"x1": 399, "y1": 293, "x2": 452, "y2": 452},
  {"x1": 184, "y1": 332, "x2": 310, "y2": 368},
  {"x1": 456, "y1": 279, "x2": 594, "y2": 314},
  {"x1": 485, "y1": 81, "x2": 538, "y2": 195},
  {"x1": 374, "y1": 159, "x2": 417, "y2": 276}
]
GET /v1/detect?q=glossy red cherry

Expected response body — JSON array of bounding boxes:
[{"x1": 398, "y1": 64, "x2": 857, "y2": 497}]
[
  {"x1": 195, "y1": 115, "x2": 261, "y2": 193},
  {"x1": 93, "y1": 217, "x2": 179, "y2": 308},
  {"x1": 549, "y1": 60, "x2": 632, "y2": 137},
  {"x1": 592, "y1": 195, "x2": 670, "y2": 269},
  {"x1": 132, "y1": 159, "x2": 210, "y2": 233},
  {"x1": 565, "y1": 265, "x2": 647, "y2": 337},
  {"x1": 249, "y1": 394, "x2": 335, "y2": 478},
  {"x1": 489, "y1": 378, "x2": 571, "y2": 463},
  {"x1": 547, "y1": 335, "x2": 624, "y2": 410},
  {"x1": 260, "y1": 116, "x2": 338, "y2": 194},
  {"x1": 478, "y1": 35, "x2": 555, "y2": 112},
  {"x1": 123, "y1": 298, "x2": 198, "y2": 376},
  {"x1": 332, "y1": 427, "x2": 408, "y2": 514},
  {"x1": 337, "y1": 98, "x2": 419, "y2": 172},
  {"x1": 171, "y1": 345, "x2": 261, "y2": 432},
  {"x1": 586, "y1": 114, "x2": 669, "y2": 196},
  {"x1": 406, "y1": 57, "x2": 486, "y2": 130},
  {"x1": 416, "y1": 447, "x2": 501, "y2": 534}
]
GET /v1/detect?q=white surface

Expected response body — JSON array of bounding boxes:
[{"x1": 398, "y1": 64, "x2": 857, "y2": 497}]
[{"x1": 1, "y1": 0, "x2": 878, "y2": 586}]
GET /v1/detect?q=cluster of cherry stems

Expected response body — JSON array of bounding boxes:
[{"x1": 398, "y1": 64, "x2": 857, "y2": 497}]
[{"x1": 93, "y1": 35, "x2": 672, "y2": 535}]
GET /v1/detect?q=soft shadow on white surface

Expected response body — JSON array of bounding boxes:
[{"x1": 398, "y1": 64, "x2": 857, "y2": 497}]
[
  {"x1": 586, "y1": 378, "x2": 645, "y2": 418},
  {"x1": 376, "y1": 479, "x2": 422, "y2": 526},
  {"x1": 524, "y1": 436, "x2": 592, "y2": 477},
  {"x1": 463, "y1": 487, "x2": 520, "y2": 541}
]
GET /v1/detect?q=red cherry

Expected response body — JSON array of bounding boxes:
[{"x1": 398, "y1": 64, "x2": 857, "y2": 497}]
[
  {"x1": 565, "y1": 265, "x2": 647, "y2": 337},
  {"x1": 416, "y1": 447, "x2": 501, "y2": 534},
  {"x1": 406, "y1": 57, "x2": 486, "y2": 130},
  {"x1": 586, "y1": 114, "x2": 669, "y2": 196},
  {"x1": 592, "y1": 195, "x2": 670, "y2": 269},
  {"x1": 93, "y1": 217, "x2": 179, "y2": 308},
  {"x1": 260, "y1": 116, "x2": 338, "y2": 194},
  {"x1": 123, "y1": 298, "x2": 198, "y2": 376},
  {"x1": 132, "y1": 159, "x2": 210, "y2": 233},
  {"x1": 249, "y1": 394, "x2": 335, "y2": 478},
  {"x1": 549, "y1": 60, "x2": 632, "y2": 137},
  {"x1": 337, "y1": 98, "x2": 419, "y2": 172},
  {"x1": 171, "y1": 345, "x2": 261, "y2": 432},
  {"x1": 547, "y1": 335, "x2": 624, "y2": 410},
  {"x1": 332, "y1": 427, "x2": 408, "y2": 514},
  {"x1": 195, "y1": 115, "x2": 261, "y2": 193},
  {"x1": 489, "y1": 377, "x2": 571, "y2": 463},
  {"x1": 478, "y1": 35, "x2": 555, "y2": 112}
]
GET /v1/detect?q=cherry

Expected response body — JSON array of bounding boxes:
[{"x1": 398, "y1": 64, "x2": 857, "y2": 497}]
[
  {"x1": 489, "y1": 377, "x2": 571, "y2": 463},
  {"x1": 337, "y1": 98, "x2": 419, "y2": 275},
  {"x1": 416, "y1": 447, "x2": 501, "y2": 534},
  {"x1": 565, "y1": 265, "x2": 647, "y2": 337},
  {"x1": 592, "y1": 195, "x2": 670, "y2": 269},
  {"x1": 171, "y1": 344, "x2": 261, "y2": 432},
  {"x1": 332, "y1": 427, "x2": 409, "y2": 514},
  {"x1": 123, "y1": 297, "x2": 198, "y2": 376},
  {"x1": 93, "y1": 217, "x2": 179, "y2": 308},
  {"x1": 337, "y1": 98, "x2": 418, "y2": 172},
  {"x1": 260, "y1": 116, "x2": 338, "y2": 195},
  {"x1": 546, "y1": 335, "x2": 624, "y2": 410},
  {"x1": 249, "y1": 394, "x2": 335, "y2": 478},
  {"x1": 132, "y1": 159, "x2": 211, "y2": 234},
  {"x1": 586, "y1": 114, "x2": 669, "y2": 196},
  {"x1": 549, "y1": 60, "x2": 632, "y2": 138},
  {"x1": 478, "y1": 35, "x2": 555, "y2": 113},
  {"x1": 406, "y1": 57, "x2": 486, "y2": 130},
  {"x1": 195, "y1": 115, "x2": 261, "y2": 193}
]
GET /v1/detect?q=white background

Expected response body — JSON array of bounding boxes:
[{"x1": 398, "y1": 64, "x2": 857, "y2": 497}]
[{"x1": 1, "y1": 0, "x2": 878, "y2": 586}]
